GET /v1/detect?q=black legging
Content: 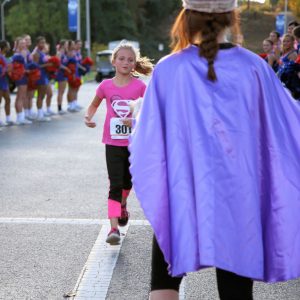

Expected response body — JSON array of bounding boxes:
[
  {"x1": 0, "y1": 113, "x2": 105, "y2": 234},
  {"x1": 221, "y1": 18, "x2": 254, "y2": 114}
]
[
  {"x1": 105, "y1": 145, "x2": 132, "y2": 203},
  {"x1": 151, "y1": 236, "x2": 254, "y2": 300}
]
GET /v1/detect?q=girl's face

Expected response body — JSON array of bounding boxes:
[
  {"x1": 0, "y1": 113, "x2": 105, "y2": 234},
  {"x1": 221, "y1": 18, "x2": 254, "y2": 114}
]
[
  {"x1": 68, "y1": 42, "x2": 75, "y2": 52},
  {"x1": 25, "y1": 35, "x2": 31, "y2": 47},
  {"x1": 282, "y1": 36, "x2": 293, "y2": 51},
  {"x1": 112, "y1": 48, "x2": 136, "y2": 76},
  {"x1": 75, "y1": 41, "x2": 82, "y2": 50},
  {"x1": 18, "y1": 39, "x2": 26, "y2": 51},
  {"x1": 63, "y1": 42, "x2": 68, "y2": 51},
  {"x1": 38, "y1": 39, "x2": 46, "y2": 50},
  {"x1": 269, "y1": 32, "x2": 278, "y2": 43},
  {"x1": 288, "y1": 25, "x2": 295, "y2": 34},
  {"x1": 263, "y1": 41, "x2": 272, "y2": 53}
]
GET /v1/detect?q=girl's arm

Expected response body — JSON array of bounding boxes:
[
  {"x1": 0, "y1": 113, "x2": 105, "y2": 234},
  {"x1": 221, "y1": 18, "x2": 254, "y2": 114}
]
[
  {"x1": 288, "y1": 52, "x2": 297, "y2": 61},
  {"x1": 32, "y1": 51, "x2": 39, "y2": 64},
  {"x1": 84, "y1": 95, "x2": 102, "y2": 128},
  {"x1": 40, "y1": 62, "x2": 53, "y2": 68},
  {"x1": 77, "y1": 63, "x2": 86, "y2": 71},
  {"x1": 60, "y1": 65, "x2": 72, "y2": 73},
  {"x1": 268, "y1": 54, "x2": 276, "y2": 67}
]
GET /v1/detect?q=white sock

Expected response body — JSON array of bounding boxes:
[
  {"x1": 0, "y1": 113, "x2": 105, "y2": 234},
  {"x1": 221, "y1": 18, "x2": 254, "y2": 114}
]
[
  {"x1": 24, "y1": 109, "x2": 30, "y2": 117},
  {"x1": 47, "y1": 106, "x2": 51, "y2": 113},
  {"x1": 17, "y1": 112, "x2": 23, "y2": 122},
  {"x1": 38, "y1": 109, "x2": 44, "y2": 118},
  {"x1": 21, "y1": 111, "x2": 26, "y2": 121},
  {"x1": 6, "y1": 115, "x2": 11, "y2": 122},
  {"x1": 29, "y1": 108, "x2": 35, "y2": 116}
]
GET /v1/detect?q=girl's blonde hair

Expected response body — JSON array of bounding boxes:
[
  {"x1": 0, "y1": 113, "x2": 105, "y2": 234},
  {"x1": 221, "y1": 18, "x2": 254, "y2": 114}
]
[
  {"x1": 282, "y1": 33, "x2": 295, "y2": 52},
  {"x1": 112, "y1": 43, "x2": 153, "y2": 76},
  {"x1": 171, "y1": 9, "x2": 241, "y2": 82},
  {"x1": 13, "y1": 36, "x2": 25, "y2": 52}
]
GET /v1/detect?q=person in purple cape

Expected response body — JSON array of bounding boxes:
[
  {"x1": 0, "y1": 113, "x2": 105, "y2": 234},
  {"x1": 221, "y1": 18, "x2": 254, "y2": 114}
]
[{"x1": 129, "y1": 0, "x2": 300, "y2": 299}]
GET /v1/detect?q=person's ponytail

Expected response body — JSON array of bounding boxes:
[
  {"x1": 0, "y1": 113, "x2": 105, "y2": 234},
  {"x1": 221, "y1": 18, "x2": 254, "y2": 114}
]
[{"x1": 171, "y1": 9, "x2": 240, "y2": 82}]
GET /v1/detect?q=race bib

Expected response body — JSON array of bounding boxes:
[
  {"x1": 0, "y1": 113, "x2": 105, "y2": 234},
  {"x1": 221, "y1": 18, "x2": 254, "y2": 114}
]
[{"x1": 110, "y1": 118, "x2": 132, "y2": 139}]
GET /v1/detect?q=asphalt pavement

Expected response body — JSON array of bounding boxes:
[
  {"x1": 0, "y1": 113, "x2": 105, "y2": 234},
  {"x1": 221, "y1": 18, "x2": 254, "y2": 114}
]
[{"x1": 0, "y1": 82, "x2": 300, "y2": 300}]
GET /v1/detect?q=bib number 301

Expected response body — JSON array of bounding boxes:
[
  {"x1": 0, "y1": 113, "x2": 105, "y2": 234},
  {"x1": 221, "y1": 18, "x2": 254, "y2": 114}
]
[{"x1": 110, "y1": 118, "x2": 132, "y2": 139}]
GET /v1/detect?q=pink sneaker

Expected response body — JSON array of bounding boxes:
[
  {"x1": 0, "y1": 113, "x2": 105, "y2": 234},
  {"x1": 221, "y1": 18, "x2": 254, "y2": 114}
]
[
  {"x1": 118, "y1": 205, "x2": 130, "y2": 227},
  {"x1": 106, "y1": 228, "x2": 120, "y2": 245}
]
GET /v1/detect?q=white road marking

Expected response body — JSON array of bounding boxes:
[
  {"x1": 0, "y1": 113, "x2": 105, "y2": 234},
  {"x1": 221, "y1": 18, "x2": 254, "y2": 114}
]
[
  {"x1": 180, "y1": 278, "x2": 186, "y2": 300},
  {"x1": 0, "y1": 218, "x2": 150, "y2": 226},
  {"x1": 71, "y1": 224, "x2": 129, "y2": 299},
  {"x1": 0, "y1": 218, "x2": 185, "y2": 299}
]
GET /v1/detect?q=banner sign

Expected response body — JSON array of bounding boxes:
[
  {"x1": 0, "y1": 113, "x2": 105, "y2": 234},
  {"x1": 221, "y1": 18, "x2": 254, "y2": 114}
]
[
  {"x1": 68, "y1": 0, "x2": 78, "y2": 32},
  {"x1": 276, "y1": 14, "x2": 285, "y2": 36}
]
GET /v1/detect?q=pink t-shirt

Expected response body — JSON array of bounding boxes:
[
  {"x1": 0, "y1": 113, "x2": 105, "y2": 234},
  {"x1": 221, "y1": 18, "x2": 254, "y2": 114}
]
[{"x1": 96, "y1": 78, "x2": 146, "y2": 146}]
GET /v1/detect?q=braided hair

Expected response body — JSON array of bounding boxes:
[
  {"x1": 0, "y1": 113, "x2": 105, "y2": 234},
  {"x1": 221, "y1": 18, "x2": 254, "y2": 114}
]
[{"x1": 171, "y1": 9, "x2": 241, "y2": 81}]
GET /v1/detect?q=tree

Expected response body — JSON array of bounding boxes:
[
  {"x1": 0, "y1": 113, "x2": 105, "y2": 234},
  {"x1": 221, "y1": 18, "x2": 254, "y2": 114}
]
[
  {"x1": 6, "y1": 0, "x2": 71, "y2": 51},
  {"x1": 289, "y1": 0, "x2": 300, "y2": 18}
]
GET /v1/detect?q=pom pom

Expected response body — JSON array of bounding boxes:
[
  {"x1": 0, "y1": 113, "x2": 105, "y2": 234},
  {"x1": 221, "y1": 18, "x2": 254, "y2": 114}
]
[
  {"x1": 46, "y1": 56, "x2": 61, "y2": 74},
  {"x1": 81, "y1": 56, "x2": 94, "y2": 66},
  {"x1": 68, "y1": 76, "x2": 82, "y2": 88},
  {"x1": 258, "y1": 53, "x2": 268, "y2": 59},
  {"x1": 8, "y1": 62, "x2": 25, "y2": 81}
]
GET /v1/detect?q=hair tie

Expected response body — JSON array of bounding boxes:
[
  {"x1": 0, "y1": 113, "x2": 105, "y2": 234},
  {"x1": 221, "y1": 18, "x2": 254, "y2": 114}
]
[{"x1": 208, "y1": 61, "x2": 214, "y2": 65}]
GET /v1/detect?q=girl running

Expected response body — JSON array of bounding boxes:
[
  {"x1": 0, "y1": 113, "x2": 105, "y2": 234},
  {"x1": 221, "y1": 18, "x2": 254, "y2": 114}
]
[
  {"x1": 0, "y1": 40, "x2": 14, "y2": 126},
  {"x1": 85, "y1": 43, "x2": 153, "y2": 245}
]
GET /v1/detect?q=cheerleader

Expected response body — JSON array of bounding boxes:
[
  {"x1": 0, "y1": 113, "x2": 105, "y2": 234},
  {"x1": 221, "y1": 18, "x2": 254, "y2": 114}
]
[
  {"x1": 293, "y1": 25, "x2": 300, "y2": 54},
  {"x1": 73, "y1": 39, "x2": 84, "y2": 110},
  {"x1": 0, "y1": 40, "x2": 14, "y2": 126},
  {"x1": 66, "y1": 40, "x2": 80, "y2": 112},
  {"x1": 55, "y1": 39, "x2": 70, "y2": 115},
  {"x1": 22, "y1": 34, "x2": 36, "y2": 121},
  {"x1": 42, "y1": 42, "x2": 56, "y2": 117},
  {"x1": 269, "y1": 30, "x2": 281, "y2": 59},
  {"x1": 32, "y1": 36, "x2": 51, "y2": 122},
  {"x1": 12, "y1": 37, "x2": 31, "y2": 125},
  {"x1": 262, "y1": 39, "x2": 279, "y2": 72}
]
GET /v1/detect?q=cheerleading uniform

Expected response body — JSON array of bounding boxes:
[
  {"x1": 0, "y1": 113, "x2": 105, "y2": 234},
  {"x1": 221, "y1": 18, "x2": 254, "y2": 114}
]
[
  {"x1": 56, "y1": 53, "x2": 68, "y2": 82},
  {"x1": 35, "y1": 50, "x2": 49, "y2": 86},
  {"x1": 12, "y1": 53, "x2": 28, "y2": 86},
  {"x1": 279, "y1": 50, "x2": 297, "y2": 66},
  {"x1": 264, "y1": 54, "x2": 279, "y2": 72},
  {"x1": 0, "y1": 54, "x2": 9, "y2": 91}
]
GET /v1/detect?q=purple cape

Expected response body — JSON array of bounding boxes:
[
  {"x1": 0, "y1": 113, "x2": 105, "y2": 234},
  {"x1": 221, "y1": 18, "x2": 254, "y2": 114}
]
[{"x1": 129, "y1": 45, "x2": 300, "y2": 282}]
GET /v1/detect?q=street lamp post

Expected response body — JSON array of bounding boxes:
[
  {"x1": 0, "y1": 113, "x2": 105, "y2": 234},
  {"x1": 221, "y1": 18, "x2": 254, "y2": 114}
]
[
  {"x1": 1, "y1": 0, "x2": 10, "y2": 40},
  {"x1": 76, "y1": 0, "x2": 81, "y2": 40},
  {"x1": 284, "y1": 0, "x2": 288, "y2": 33},
  {"x1": 86, "y1": 0, "x2": 91, "y2": 57}
]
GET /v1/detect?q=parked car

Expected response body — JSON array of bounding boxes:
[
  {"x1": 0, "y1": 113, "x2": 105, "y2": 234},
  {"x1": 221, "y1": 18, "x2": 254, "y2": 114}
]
[{"x1": 95, "y1": 50, "x2": 114, "y2": 83}]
